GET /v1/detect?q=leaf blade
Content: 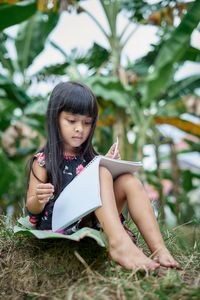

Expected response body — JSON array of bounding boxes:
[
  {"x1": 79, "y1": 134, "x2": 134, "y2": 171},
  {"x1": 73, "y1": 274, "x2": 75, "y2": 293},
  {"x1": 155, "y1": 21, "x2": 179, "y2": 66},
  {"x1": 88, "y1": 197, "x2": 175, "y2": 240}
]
[{"x1": 0, "y1": 0, "x2": 37, "y2": 31}]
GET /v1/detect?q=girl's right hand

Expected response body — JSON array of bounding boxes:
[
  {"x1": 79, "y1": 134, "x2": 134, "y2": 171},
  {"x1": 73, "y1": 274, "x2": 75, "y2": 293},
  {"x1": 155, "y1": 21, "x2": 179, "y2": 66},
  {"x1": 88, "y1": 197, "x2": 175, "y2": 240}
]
[{"x1": 36, "y1": 183, "x2": 54, "y2": 204}]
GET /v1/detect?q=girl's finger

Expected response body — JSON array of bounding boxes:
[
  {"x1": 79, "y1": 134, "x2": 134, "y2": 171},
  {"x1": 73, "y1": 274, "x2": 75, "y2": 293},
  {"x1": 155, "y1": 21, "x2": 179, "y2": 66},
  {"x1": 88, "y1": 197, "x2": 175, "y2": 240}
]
[
  {"x1": 109, "y1": 144, "x2": 116, "y2": 153},
  {"x1": 38, "y1": 198, "x2": 50, "y2": 204},
  {"x1": 37, "y1": 188, "x2": 54, "y2": 195},
  {"x1": 37, "y1": 193, "x2": 53, "y2": 200},
  {"x1": 113, "y1": 152, "x2": 121, "y2": 159},
  {"x1": 37, "y1": 183, "x2": 54, "y2": 190}
]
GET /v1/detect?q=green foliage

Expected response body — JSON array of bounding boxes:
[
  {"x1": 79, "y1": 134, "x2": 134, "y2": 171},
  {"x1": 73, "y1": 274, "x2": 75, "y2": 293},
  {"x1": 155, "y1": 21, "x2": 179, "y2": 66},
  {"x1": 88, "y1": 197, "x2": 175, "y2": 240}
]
[
  {"x1": 0, "y1": 150, "x2": 17, "y2": 198},
  {"x1": 142, "y1": 0, "x2": 200, "y2": 103},
  {"x1": 0, "y1": 97, "x2": 17, "y2": 131},
  {"x1": 122, "y1": 0, "x2": 159, "y2": 21},
  {"x1": 0, "y1": 74, "x2": 32, "y2": 107},
  {"x1": 122, "y1": 0, "x2": 193, "y2": 24},
  {"x1": 83, "y1": 42, "x2": 110, "y2": 71},
  {"x1": 0, "y1": 33, "x2": 15, "y2": 76},
  {"x1": 166, "y1": 75, "x2": 200, "y2": 102},
  {"x1": 127, "y1": 45, "x2": 159, "y2": 77},
  {"x1": 85, "y1": 76, "x2": 132, "y2": 108},
  {"x1": 184, "y1": 138, "x2": 200, "y2": 152},
  {"x1": 0, "y1": 0, "x2": 37, "y2": 32},
  {"x1": 181, "y1": 46, "x2": 200, "y2": 63},
  {"x1": 15, "y1": 11, "x2": 59, "y2": 72}
]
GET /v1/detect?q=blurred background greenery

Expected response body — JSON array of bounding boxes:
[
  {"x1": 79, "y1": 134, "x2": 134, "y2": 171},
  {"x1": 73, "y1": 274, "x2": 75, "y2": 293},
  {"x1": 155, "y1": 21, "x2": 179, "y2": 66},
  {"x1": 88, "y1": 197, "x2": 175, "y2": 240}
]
[{"x1": 0, "y1": 0, "x2": 200, "y2": 225}]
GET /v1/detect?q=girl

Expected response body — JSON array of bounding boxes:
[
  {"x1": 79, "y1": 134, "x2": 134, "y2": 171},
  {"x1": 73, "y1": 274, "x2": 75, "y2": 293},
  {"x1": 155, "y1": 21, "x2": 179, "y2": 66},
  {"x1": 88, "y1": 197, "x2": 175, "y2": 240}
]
[{"x1": 26, "y1": 81, "x2": 181, "y2": 271}]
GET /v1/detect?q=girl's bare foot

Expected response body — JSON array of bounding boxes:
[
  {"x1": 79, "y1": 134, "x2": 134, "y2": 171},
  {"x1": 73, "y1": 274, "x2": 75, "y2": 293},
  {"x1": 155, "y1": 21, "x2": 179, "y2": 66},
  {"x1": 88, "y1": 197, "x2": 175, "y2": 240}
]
[
  {"x1": 152, "y1": 246, "x2": 182, "y2": 270},
  {"x1": 109, "y1": 234, "x2": 160, "y2": 271}
]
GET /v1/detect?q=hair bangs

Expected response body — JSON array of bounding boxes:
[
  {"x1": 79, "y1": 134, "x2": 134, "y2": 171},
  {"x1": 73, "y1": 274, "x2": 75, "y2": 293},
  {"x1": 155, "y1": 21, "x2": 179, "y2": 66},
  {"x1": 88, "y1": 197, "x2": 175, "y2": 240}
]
[{"x1": 61, "y1": 83, "x2": 96, "y2": 118}]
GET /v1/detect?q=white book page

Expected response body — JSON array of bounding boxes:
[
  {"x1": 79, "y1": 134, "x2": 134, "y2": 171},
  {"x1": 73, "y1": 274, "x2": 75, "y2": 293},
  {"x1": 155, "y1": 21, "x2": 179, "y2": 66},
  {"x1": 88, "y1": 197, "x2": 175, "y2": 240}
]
[
  {"x1": 52, "y1": 155, "x2": 142, "y2": 232},
  {"x1": 99, "y1": 156, "x2": 142, "y2": 179},
  {"x1": 52, "y1": 157, "x2": 102, "y2": 232}
]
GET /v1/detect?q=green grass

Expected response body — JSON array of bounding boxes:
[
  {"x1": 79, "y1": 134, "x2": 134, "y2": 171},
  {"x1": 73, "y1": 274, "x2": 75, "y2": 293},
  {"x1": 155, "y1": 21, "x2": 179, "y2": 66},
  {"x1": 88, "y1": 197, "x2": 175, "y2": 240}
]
[{"x1": 0, "y1": 215, "x2": 200, "y2": 300}]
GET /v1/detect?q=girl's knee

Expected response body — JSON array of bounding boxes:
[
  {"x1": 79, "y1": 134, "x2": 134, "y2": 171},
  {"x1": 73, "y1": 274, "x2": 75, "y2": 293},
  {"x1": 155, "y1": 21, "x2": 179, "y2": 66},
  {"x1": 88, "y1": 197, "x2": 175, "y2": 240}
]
[{"x1": 118, "y1": 173, "x2": 143, "y2": 190}]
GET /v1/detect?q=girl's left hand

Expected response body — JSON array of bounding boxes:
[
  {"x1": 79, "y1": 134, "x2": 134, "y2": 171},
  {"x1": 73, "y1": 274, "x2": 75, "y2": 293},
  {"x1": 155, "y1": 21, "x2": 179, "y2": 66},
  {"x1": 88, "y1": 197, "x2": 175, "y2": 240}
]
[{"x1": 105, "y1": 143, "x2": 121, "y2": 160}]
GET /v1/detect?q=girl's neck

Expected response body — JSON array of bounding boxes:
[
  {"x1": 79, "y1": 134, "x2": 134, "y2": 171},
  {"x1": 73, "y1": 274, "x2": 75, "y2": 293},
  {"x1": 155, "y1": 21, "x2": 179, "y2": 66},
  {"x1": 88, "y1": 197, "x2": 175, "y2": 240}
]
[
  {"x1": 64, "y1": 153, "x2": 80, "y2": 157},
  {"x1": 64, "y1": 147, "x2": 81, "y2": 157}
]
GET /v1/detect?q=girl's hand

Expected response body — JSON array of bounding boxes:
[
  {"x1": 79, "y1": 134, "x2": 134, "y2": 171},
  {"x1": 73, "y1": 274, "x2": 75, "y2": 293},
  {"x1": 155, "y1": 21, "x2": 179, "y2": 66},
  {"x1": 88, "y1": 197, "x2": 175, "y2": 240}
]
[
  {"x1": 36, "y1": 183, "x2": 54, "y2": 204},
  {"x1": 105, "y1": 143, "x2": 121, "y2": 160}
]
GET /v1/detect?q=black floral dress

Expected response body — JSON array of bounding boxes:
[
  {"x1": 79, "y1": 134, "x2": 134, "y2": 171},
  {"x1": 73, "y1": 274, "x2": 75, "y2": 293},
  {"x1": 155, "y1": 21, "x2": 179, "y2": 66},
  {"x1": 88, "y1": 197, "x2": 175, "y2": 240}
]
[
  {"x1": 27, "y1": 152, "x2": 136, "y2": 242},
  {"x1": 27, "y1": 152, "x2": 100, "y2": 235}
]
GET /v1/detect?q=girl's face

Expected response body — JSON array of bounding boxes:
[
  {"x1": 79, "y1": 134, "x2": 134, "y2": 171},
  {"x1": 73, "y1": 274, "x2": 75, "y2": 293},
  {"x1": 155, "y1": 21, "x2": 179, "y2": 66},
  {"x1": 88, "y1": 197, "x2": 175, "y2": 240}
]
[{"x1": 59, "y1": 111, "x2": 93, "y2": 155}]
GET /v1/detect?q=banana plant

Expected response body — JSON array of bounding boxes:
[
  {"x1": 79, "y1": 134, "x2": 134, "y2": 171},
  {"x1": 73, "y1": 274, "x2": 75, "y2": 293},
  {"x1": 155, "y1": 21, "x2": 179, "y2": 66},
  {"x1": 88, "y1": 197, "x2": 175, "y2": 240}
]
[
  {"x1": 81, "y1": 0, "x2": 137, "y2": 76},
  {"x1": 0, "y1": 5, "x2": 60, "y2": 213},
  {"x1": 77, "y1": 0, "x2": 144, "y2": 154},
  {"x1": 15, "y1": 11, "x2": 59, "y2": 82},
  {"x1": 125, "y1": 0, "x2": 200, "y2": 156},
  {"x1": 0, "y1": 0, "x2": 37, "y2": 31},
  {"x1": 121, "y1": 0, "x2": 200, "y2": 222}
]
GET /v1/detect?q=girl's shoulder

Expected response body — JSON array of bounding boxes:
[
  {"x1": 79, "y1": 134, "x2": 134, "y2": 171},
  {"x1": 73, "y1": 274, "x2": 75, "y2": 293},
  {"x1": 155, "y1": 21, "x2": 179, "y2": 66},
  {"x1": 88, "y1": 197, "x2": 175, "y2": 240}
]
[{"x1": 34, "y1": 152, "x2": 45, "y2": 167}]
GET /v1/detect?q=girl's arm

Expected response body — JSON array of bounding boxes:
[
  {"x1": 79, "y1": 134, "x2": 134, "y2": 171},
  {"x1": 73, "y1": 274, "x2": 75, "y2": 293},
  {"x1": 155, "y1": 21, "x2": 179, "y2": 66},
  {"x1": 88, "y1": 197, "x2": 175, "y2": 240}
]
[{"x1": 26, "y1": 160, "x2": 54, "y2": 214}]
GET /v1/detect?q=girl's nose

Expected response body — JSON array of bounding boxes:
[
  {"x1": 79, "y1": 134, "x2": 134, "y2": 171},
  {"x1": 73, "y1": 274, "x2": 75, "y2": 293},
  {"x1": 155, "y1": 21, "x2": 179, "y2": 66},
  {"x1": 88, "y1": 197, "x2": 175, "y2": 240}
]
[{"x1": 75, "y1": 123, "x2": 83, "y2": 132}]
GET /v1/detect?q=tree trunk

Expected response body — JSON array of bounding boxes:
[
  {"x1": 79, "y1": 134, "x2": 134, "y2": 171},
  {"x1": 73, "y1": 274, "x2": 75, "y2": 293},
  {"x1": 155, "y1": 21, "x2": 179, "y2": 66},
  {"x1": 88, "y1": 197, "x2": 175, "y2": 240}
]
[
  {"x1": 155, "y1": 142, "x2": 165, "y2": 221},
  {"x1": 169, "y1": 141, "x2": 182, "y2": 222}
]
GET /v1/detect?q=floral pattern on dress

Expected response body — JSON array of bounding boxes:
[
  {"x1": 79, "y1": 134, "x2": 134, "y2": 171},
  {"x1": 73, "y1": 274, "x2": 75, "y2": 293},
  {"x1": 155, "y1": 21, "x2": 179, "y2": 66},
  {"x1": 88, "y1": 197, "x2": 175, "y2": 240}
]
[
  {"x1": 35, "y1": 152, "x2": 45, "y2": 167},
  {"x1": 76, "y1": 164, "x2": 84, "y2": 175},
  {"x1": 64, "y1": 154, "x2": 78, "y2": 160},
  {"x1": 63, "y1": 165, "x2": 72, "y2": 176}
]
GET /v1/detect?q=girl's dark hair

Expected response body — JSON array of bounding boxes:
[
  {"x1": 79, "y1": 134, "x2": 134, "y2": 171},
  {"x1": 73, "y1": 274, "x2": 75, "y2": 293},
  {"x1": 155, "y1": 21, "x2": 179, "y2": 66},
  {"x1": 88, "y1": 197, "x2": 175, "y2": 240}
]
[{"x1": 29, "y1": 81, "x2": 98, "y2": 199}]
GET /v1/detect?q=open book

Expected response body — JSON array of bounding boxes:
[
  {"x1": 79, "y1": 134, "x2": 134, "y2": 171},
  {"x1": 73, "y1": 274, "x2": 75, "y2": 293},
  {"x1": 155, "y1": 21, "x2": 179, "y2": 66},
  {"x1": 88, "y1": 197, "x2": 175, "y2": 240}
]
[{"x1": 52, "y1": 155, "x2": 142, "y2": 232}]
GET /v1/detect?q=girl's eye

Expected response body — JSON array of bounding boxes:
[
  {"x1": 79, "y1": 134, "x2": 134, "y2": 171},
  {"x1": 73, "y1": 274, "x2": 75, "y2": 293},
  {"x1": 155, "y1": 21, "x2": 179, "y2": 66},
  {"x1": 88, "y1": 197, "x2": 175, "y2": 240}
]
[
  {"x1": 68, "y1": 120, "x2": 75, "y2": 123},
  {"x1": 85, "y1": 121, "x2": 92, "y2": 125}
]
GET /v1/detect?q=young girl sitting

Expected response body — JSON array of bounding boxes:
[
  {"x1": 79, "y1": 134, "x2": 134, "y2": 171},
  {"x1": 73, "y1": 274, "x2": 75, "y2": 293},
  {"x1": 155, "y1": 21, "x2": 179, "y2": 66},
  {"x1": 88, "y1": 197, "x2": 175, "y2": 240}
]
[{"x1": 26, "y1": 81, "x2": 181, "y2": 271}]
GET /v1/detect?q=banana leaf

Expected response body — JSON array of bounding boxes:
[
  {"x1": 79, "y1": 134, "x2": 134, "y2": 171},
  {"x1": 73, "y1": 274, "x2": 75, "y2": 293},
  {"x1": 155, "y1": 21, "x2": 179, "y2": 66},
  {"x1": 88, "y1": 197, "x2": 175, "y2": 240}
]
[
  {"x1": 0, "y1": 97, "x2": 18, "y2": 130},
  {"x1": 84, "y1": 42, "x2": 110, "y2": 70},
  {"x1": 142, "y1": 0, "x2": 200, "y2": 103},
  {"x1": 157, "y1": 99, "x2": 186, "y2": 117},
  {"x1": 0, "y1": 0, "x2": 37, "y2": 31},
  {"x1": 34, "y1": 62, "x2": 70, "y2": 78},
  {"x1": 24, "y1": 99, "x2": 48, "y2": 116},
  {"x1": 84, "y1": 76, "x2": 132, "y2": 108},
  {"x1": 0, "y1": 152, "x2": 17, "y2": 198},
  {"x1": 166, "y1": 75, "x2": 200, "y2": 101},
  {"x1": 0, "y1": 74, "x2": 32, "y2": 107},
  {"x1": 0, "y1": 33, "x2": 15, "y2": 75},
  {"x1": 15, "y1": 11, "x2": 59, "y2": 72},
  {"x1": 181, "y1": 46, "x2": 200, "y2": 63},
  {"x1": 14, "y1": 216, "x2": 106, "y2": 248},
  {"x1": 184, "y1": 138, "x2": 200, "y2": 152},
  {"x1": 154, "y1": 116, "x2": 200, "y2": 137}
]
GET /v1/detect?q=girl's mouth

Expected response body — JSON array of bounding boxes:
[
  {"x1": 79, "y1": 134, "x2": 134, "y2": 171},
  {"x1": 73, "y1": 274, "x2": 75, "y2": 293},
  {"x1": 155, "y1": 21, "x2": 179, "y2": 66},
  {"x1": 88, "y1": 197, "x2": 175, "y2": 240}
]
[{"x1": 72, "y1": 136, "x2": 83, "y2": 140}]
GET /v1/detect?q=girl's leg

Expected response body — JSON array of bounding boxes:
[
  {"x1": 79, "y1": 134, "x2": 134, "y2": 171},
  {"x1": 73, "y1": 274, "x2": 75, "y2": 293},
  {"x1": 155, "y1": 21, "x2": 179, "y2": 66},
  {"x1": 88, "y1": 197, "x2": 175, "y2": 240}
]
[
  {"x1": 113, "y1": 173, "x2": 181, "y2": 269},
  {"x1": 95, "y1": 167, "x2": 160, "y2": 271}
]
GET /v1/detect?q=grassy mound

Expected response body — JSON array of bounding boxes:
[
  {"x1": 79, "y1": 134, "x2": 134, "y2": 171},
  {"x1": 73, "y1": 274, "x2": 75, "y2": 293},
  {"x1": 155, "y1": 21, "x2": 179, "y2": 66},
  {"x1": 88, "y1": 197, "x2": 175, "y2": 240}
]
[{"x1": 0, "y1": 215, "x2": 200, "y2": 299}]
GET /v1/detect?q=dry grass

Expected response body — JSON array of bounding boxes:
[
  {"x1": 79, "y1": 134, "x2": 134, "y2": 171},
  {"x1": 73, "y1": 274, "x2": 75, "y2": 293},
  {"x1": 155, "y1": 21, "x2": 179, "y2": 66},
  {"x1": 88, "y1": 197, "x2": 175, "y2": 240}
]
[{"x1": 0, "y1": 215, "x2": 200, "y2": 300}]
